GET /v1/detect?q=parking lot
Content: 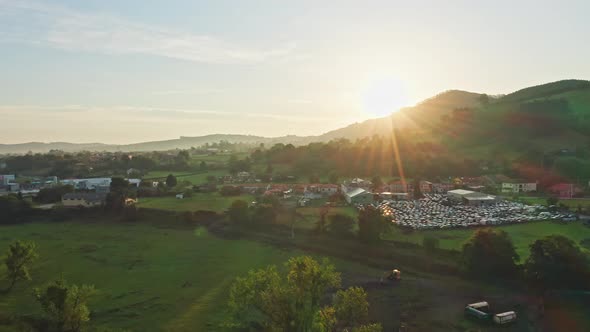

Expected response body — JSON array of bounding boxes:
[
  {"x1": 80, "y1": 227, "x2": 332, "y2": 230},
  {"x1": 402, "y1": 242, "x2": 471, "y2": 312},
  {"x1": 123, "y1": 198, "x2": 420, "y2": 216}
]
[{"x1": 378, "y1": 194, "x2": 573, "y2": 229}]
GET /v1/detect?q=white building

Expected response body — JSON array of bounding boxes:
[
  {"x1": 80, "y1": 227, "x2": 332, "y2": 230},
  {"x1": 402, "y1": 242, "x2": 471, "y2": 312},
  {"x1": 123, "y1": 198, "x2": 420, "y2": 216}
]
[
  {"x1": 344, "y1": 187, "x2": 374, "y2": 205},
  {"x1": 0, "y1": 174, "x2": 16, "y2": 185},
  {"x1": 501, "y1": 181, "x2": 537, "y2": 194},
  {"x1": 60, "y1": 177, "x2": 111, "y2": 190},
  {"x1": 447, "y1": 189, "x2": 498, "y2": 206}
]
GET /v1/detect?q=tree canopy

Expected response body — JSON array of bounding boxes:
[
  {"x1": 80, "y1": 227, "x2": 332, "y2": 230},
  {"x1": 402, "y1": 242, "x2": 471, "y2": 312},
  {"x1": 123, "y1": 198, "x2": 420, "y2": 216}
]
[
  {"x1": 4, "y1": 240, "x2": 38, "y2": 290},
  {"x1": 228, "y1": 256, "x2": 382, "y2": 332},
  {"x1": 461, "y1": 228, "x2": 519, "y2": 278},
  {"x1": 357, "y1": 206, "x2": 386, "y2": 244},
  {"x1": 34, "y1": 279, "x2": 97, "y2": 332},
  {"x1": 525, "y1": 235, "x2": 590, "y2": 291}
]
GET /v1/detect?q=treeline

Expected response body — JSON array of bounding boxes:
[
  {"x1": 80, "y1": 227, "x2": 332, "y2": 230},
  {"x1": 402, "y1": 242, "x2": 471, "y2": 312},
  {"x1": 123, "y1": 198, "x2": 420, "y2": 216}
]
[
  {"x1": 251, "y1": 137, "x2": 498, "y2": 180},
  {"x1": 1, "y1": 150, "x2": 192, "y2": 178}
]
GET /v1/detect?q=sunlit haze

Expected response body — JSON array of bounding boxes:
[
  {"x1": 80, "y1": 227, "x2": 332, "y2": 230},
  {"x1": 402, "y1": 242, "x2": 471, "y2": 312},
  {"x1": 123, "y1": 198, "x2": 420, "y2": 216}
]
[{"x1": 1, "y1": 0, "x2": 589, "y2": 144}]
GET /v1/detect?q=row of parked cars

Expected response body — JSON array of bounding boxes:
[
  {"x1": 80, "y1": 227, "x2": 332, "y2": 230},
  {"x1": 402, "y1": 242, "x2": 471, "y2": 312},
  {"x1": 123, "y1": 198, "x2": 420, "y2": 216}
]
[{"x1": 377, "y1": 194, "x2": 576, "y2": 229}]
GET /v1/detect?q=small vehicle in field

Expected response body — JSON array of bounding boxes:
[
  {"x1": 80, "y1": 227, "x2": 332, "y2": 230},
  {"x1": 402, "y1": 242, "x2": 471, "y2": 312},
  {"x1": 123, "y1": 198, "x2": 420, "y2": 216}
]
[
  {"x1": 465, "y1": 301, "x2": 517, "y2": 325},
  {"x1": 493, "y1": 311, "x2": 517, "y2": 324},
  {"x1": 380, "y1": 269, "x2": 401, "y2": 284}
]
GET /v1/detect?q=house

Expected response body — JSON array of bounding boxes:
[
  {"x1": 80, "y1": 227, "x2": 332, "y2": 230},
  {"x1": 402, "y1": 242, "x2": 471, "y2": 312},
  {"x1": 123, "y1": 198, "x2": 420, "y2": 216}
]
[
  {"x1": 501, "y1": 181, "x2": 537, "y2": 194},
  {"x1": 0, "y1": 174, "x2": 15, "y2": 185},
  {"x1": 344, "y1": 188, "x2": 374, "y2": 205},
  {"x1": 176, "y1": 193, "x2": 184, "y2": 199},
  {"x1": 128, "y1": 178, "x2": 142, "y2": 188},
  {"x1": 62, "y1": 193, "x2": 107, "y2": 207},
  {"x1": 126, "y1": 168, "x2": 139, "y2": 175},
  {"x1": 342, "y1": 178, "x2": 372, "y2": 190},
  {"x1": 305, "y1": 184, "x2": 339, "y2": 196},
  {"x1": 419, "y1": 181, "x2": 433, "y2": 193},
  {"x1": 547, "y1": 183, "x2": 581, "y2": 199},
  {"x1": 432, "y1": 182, "x2": 454, "y2": 193},
  {"x1": 239, "y1": 183, "x2": 269, "y2": 194},
  {"x1": 60, "y1": 178, "x2": 111, "y2": 190},
  {"x1": 388, "y1": 180, "x2": 414, "y2": 195}
]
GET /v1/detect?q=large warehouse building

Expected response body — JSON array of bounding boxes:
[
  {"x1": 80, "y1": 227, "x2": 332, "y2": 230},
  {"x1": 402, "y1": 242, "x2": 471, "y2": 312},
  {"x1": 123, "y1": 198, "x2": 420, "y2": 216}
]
[{"x1": 447, "y1": 189, "x2": 499, "y2": 206}]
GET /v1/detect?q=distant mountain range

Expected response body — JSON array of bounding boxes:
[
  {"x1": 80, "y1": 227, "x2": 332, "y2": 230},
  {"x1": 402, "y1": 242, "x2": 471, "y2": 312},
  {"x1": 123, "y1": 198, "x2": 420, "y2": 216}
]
[{"x1": 2, "y1": 79, "x2": 589, "y2": 154}]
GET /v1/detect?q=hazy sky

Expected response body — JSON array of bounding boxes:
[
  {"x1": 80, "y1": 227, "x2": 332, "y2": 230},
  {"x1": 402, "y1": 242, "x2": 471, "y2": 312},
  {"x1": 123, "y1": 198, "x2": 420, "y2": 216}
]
[{"x1": 1, "y1": 0, "x2": 589, "y2": 144}]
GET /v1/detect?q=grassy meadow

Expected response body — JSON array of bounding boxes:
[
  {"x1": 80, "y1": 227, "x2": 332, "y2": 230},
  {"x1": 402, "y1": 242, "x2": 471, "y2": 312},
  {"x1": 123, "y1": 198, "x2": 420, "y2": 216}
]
[
  {"x1": 518, "y1": 196, "x2": 590, "y2": 209},
  {"x1": 383, "y1": 221, "x2": 590, "y2": 258},
  {"x1": 0, "y1": 219, "x2": 383, "y2": 331},
  {"x1": 143, "y1": 169, "x2": 228, "y2": 185},
  {"x1": 137, "y1": 193, "x2": 255, "y2": 213}
]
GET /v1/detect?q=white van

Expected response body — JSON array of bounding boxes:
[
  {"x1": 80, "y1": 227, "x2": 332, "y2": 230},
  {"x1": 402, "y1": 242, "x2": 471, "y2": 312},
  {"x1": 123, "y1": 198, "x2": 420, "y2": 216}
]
[{"x1": 493, "y1": 311, "x2": 517, "y2": 324}]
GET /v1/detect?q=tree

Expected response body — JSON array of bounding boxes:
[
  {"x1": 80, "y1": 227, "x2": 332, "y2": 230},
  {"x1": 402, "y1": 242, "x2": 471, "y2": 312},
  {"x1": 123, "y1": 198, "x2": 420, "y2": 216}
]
[
  {"x1": 422, "y1": 236, "x2": 440, "y2": 252},
  {"x1": 109, "y1": 177, "x2": 129, "y2": 194},
  {"x1": 315, "y1": 206, "x2": 330, "y2": 234},
  {"x1": 357, "y1": 206, "x2": 386, "y2": 244},
  {"x1": 251, "y1": 204, "x2": 277, "y2": 226},
  {"x1": 525, "y1": 235, "x2": 590, "y2": 291},
  {"x1": 0, "y1": 196, "x2": 33, "y2": 224},
  {"x1": 228, "y1": 256, "x2": 340, "y2": 331},
  {"x1": 328, "y1": 213, "x2": 355, "y2": 236},
  {"x1": 546, "y1": 196, "x2": 559, "y2": 206},
  {"x1": 4, "y1": 240, "x2": 38, "y2": 291},
  {"x1": 228, "y1": 200, "x2": 250, "y2": 225},
  {"x1": 166, "y1": 174, "x2": 177, "y2": 188},
  {"x1": 35, "y1": 185, "x2": 74, "y2": 204},
  {"x1": 309, "y1": 174, "x2": 321, "y2": 183},
  {"x1": 199, "y1": 161, "x2": 207, "y2": 171},
  {"x1": 328, "y1": 173, "x2": 339, "y2": 184},
  {"x1": 479, "y1": 93, "x2": 489, "y2": 105},
  {"x1": 370, "y1": 176, "x2": 383, "y2": 191},
  {"x1": 413, "y1": 178, "x2": 423, "y2": 199},
  {"x1": 333, "y1": 287, "x2": 369, "y2": 329},
  {"x1": 34, "y1": 279, "x2": 97, "y2": 332},
  {"x1": 220, "y1": 185, "x2": 242, "y2": 196},
  {"x1": 461, "y1": 228, "x2": 519, "y2": 278},
  {"x1": 228, "y1": 256, "x2": 379, "y2": 332},
  {"x1": 206, "y1": 175, "x2": 217, "y2": 185}
]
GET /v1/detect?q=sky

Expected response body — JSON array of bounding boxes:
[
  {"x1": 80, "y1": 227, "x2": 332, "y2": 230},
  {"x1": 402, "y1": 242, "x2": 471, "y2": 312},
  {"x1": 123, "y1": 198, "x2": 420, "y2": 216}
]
[{"x1": 1, "y1": 0, "x2": 589, "y2": 144}]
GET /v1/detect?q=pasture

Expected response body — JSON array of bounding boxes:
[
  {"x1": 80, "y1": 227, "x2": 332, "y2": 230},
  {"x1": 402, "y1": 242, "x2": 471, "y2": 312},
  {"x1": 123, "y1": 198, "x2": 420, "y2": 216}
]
[
  {"x1": 144, "y1": 170, "x2": 227, "y2": 185},
  {"x1": 0, "y1": 220, "x2": 385, "y2": 331},
  {"x1": 137, "y1": 193, "x2": 255, "y2": 213},
  {"x1": 1, "y1": 218, "x2": 588, "y2": 331},
  {"x1": 518, "y1": 196, "x2": 590, "y2": 209},
  {"x1": 384, "y1": 221, "x2": 590, "y2": 258}
]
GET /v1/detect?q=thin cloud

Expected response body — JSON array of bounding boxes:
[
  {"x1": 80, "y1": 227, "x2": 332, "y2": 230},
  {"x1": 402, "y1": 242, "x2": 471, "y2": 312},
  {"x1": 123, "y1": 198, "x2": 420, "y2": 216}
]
[
  {"x1": 0, "y1": 0, "x2": 297, "y2": 64},
  {"x1": 151, "y1": 89, "x2": 224, "y2": 96},
  {"x1": 0, "y1": 104, "x2": 334, "y2": 122},
  {"x1": 287, "y1": 99, "x2": 314, "y2": 104}
]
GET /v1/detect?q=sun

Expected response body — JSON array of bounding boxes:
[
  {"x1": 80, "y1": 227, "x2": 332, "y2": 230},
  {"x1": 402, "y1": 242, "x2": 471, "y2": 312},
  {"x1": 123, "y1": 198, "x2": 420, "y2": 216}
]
[{"x1": 361, "y1": 78, "x2": 408, "y2": 117}]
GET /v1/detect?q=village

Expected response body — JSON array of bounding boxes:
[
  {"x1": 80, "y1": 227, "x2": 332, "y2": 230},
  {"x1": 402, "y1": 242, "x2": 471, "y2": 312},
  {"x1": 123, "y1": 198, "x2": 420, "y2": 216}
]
[{"x1": 1, "y1": 170, "x2": 586, "y2": 229}]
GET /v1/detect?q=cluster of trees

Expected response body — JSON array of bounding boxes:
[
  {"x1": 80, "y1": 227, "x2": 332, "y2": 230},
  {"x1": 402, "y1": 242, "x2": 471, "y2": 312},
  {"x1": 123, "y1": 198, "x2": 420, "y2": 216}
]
[
  {"x1": 1, "y1": 150, "x2": 195, "y2": 179},
  {"x1": 3, "y1": 240, "x2": 96, "y2": 332},
  {"x1": 461, "y1": 228, "x2": 590, "y2": 292},
  {"x1": 34, "y1": 185, "x2": 74, "y2": 204},
  {"x1": 227, "y1": 256, "x2": 382, "y2": 332},
  {"x1": 251, "y1": 137, "x2": 494, "y2": 181},
  {"x1": 228, "y1": 155, "x2": 252, "y2": 174},
  {"x1": 0, "y1": 195, "x2": 33, "y2": 224},
  {"x1": 227, "y1": 197, "x2": 280, "y2": 227}
]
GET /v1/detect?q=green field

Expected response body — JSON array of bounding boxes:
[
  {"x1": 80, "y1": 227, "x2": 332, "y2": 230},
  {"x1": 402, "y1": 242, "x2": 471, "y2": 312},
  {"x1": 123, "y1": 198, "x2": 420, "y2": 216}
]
[
  {"x1": 144, "y1": 170, "x2": 228, "y2": 185},
  {"x1": 518, "y1": 196, "x2": 590, "y2": 209},
  {"x1": 137, "y1": 193, "x2": 255, "y2": 213},
  {"x1": 0, "y1": 220, "x2": 389, "y2": 331},
  {"x1": 295, "y1": 206, "x2": 359, "y2": 230},
  {"x1": 383, "y1": 221, "x2": 590, "y2": 258},
  {"x1": 0, "y1": 221, "x2": 294, "y2": 331}
]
